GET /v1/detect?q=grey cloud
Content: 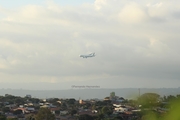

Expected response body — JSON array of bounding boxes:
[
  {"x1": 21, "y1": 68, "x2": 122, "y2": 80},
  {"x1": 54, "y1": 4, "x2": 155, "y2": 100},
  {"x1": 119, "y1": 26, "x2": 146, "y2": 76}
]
[
  {"x1": 172, "y1": 11, "x2": 180, "y2": 19},
  {"x1": 0, "y1": 0, "x2": 180, "y2": 89}
]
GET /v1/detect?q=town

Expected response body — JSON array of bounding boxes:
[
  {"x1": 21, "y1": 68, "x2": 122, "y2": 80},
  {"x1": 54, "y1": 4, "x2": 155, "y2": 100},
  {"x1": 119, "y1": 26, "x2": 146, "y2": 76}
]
[{"x1": 0, "y1": 92, "x2": 179, "y2": 120}]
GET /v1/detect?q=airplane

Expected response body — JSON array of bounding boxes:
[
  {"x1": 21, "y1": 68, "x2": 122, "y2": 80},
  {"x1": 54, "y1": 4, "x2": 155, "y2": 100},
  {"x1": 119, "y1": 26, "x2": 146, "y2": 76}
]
[{"x1": 80, "y1": 52, "x2": 95, "y2": 58}]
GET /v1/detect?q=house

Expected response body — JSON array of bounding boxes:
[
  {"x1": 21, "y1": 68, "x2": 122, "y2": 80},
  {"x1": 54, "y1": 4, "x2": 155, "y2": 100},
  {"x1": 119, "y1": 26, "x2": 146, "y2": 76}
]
[
  {"x1": 117, "y1": 97, "x2": 125, "y2": 102},
  {"x1": 50, "y1": 107, "x2": 60, "y2": 114},
  {"x1": 113, "y1": 104, "x2": 128, "y2": 112},
  {"x1": 40, "y1": 103, "x2": 56, "y2": 108},
  {"x1": 5, "y1": 104, "x2": 17, "y2": 109},
  {"x1": 92, "y1": 110, "x2": 98, "y2": 114},
  {"x1": 5, "y1": 113, "x2": 18, "y2": 119},
  {"x1": 25, "y1": 95, "x2": 32, "y2": 98},
  {"x1": 60, "y1": 110, "x2": 68, "y2": 115},
  {"x1": 13, "y1": 108, "x2": 26, "y2": 114},
  {"x1": 78, "y1": 109, "x2": 95, "y2": 116},
  {"x1": 40, "y1": 104, "x2": 50, "y2": 108},
  {"x1": 25, "y1": 107, "x2": 35, "y2": 112}
]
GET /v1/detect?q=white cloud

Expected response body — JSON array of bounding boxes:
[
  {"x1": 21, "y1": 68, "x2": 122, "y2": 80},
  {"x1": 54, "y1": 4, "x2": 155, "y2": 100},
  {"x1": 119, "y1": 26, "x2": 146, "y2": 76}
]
[
  {"x1": 94, "y1": 0, "x2": 107, "y2": 10},
  {"x1": 118, "y1": 2, "x2": 147, "y2": 24},
  {"x1": 147, "y1": 38, "x2": 171, "y2": 57},
  {"x1": 147, "y1": 2, "x2": 169, "y2": 18}
]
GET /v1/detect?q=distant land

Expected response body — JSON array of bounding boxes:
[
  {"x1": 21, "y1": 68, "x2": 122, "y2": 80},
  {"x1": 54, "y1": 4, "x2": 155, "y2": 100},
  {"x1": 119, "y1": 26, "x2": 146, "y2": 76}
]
[{"x1": 0, "y1": 88, "x2": 180, "y2": 100}]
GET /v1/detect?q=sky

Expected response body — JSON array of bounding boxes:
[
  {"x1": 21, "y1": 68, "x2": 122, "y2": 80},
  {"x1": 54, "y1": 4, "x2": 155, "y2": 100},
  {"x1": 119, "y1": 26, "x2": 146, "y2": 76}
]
[{"x1": 0, "y1": 0, "x2": 180, "y2": 90}]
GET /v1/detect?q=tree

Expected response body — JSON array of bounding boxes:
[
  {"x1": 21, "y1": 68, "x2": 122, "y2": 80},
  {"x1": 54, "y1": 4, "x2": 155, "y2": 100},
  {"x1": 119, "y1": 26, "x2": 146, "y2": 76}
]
[
  {"x1": 13, "y1": 109, "x2": 22, "y2": 115},
  {"x1": 138, "y1": 93, "x2": 160, "y2": 108},
  {"x1": 96, "y1": 113, "x2": 104, "y2": 120},
  {"x1": 69, "y1": 109, "x2": 77, "y2": 116},
  {"x1": 92, "y1": 105, "x2": 96, "y2": 110},
  {"x1": 166, "y1": 95, "x2": 176, "y2": 102},
  {"x1": 2, "y1": 107, "x2": 10, "y2": 113},
  {"x1": 25, "y1": 114, "x2": 35, "y2": 120},
  {"x1": 7, "y1": 118, "x2": 18, "y2": 120},
  {"x1": 101, "y1": 106, "x2": 113, "y2": 116},
  {"x1": 61, "y1": 102, "x2": 67, "y2": 109},
  {"x1": 79, "y1": 114, "x2": 94, "y2": 120},
  {"x1": 128, "y1": 99, "x2": 138, "y2": 107},
  {"x1": 14, "y1": 98, "x2": 22, "y2": 104},
  {"x1": 165, "y1": 98, "x2": 180, "y2": 120},
  {"x1": 67, "y1": 98, "x2": 76, "y2": 105},
  {"x1": 113, "y1": 116, "x2": 124, "y2": 120},
  {"x1": 47, "y1": 98, "x2": 60, "y2": 107},
  {"x1": 176, "y1": 94, "x2": 180, "y2": 98},
  {"x1": 29, "y1": 98, "x2": 40, "y2": 103},
  {"x1": 102, "y1": 106, "x2": 109, "y2": 115},
  {"x1": 0, "y1": 114, "x2": 6, "y2": 120},
  {"x1": 141, "y1": 111, "x2": 158, "y2": 120},
  {"x1": 35, "y1": 108, "x2": 55, "y2": 120},
  {"x1": 83, "y1": 102, "x2": 91, "y2": 109}
]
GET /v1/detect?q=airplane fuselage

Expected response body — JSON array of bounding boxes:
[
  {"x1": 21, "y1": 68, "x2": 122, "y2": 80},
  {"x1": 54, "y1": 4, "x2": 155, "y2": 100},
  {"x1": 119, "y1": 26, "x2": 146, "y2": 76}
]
[{"x1": 80, "y1": 53, "x2": 95, "y2": 58}]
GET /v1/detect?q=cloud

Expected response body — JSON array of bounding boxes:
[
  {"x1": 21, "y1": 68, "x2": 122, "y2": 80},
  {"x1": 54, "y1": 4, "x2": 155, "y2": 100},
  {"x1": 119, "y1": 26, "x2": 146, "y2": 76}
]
[
  {"x1": 94, "y1": 0, "x2": 107, "y2": 10},
  {"x1": 118, "y1": 2, "x2": 147, "y2": 24},
  {"x1": 0, "y1": 0, "x2": 180, "y2": 88}
]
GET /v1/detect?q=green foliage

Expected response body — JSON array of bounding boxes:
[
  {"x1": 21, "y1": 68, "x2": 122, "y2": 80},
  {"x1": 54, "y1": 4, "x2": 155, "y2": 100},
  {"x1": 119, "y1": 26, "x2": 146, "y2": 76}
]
[
  {"x1": 113, "y1": 116, "x2": 124, "y2": 120},
  {"x1": 14, "y1": 97, "x2": 25, "y2": 104},
  {"x1": 47, "y1": 98, "x2": 60, "y2": 107},
  {"x1": 140, "y1": 97, "x2": 180, "y2": 120},
  {"x1": 164, "y1": 95, "x2": 176, "y2": 102},
  {"x1": 101, "y1": 106, "x2": 113, "y2": 116},
  {"x1": 165, "y1": 98, "x2": 180, "y2": 120},
  {"x1": 95, "y1": 100, "x2": 111, "y2": 107},
  {"x1": 102, "y1": 106, "x2": 109, "y2": 115},
  {"x1": 35, "y1": 107, "x2": 55, "y2": 120},
  {"x1": 2, "y1": 107, "x2": 10, "y2": 113},
  {"x1": 79, "y1": 114, "x2": 94, "y2": 120},
  {"x1": 83, "y1": 102, "x2": 91, "y2": 109},
  {"x1": 110, "y1": 92, "x2": 115, "y2": 97},
  {"x1": 141, "y1": 111, "x2": 158, "y2": 120},
  {"x1": 138, "y1": 93, "x2": 160, "y2": 108},
  {"x1": 0, "y1": 114, "x2": 6, "y2": 120},
  {"x1": 67, "y1": 98, "x2": 76, "y2": 105},
  {"x1": 25, "y1": 114, "x2": 35, "y2": 120},
  {"x1": 48, "y1": 98, "x2": 59, "y2": 103},
  {"x1": 61, "y1": 102, "x2": 67, "y2": 109},
  {"x1": 7, "y1": 118, "x2": 18, "y2": 120},
  {"x1": 128, "y1": 99, "x2": 138, "y2": 107},
  {"x1": 69, "y1": 109, "x2": 77, "y2": 116},
  {"x1": 96, "y1": 113, "x2": 104, "y2": 120},
  {"x1": 28, "y1": 98, "x2": 40, "y2": 103},
  {"x1": 92, "y1": 104, "x2": 96, "y2": 110}
]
